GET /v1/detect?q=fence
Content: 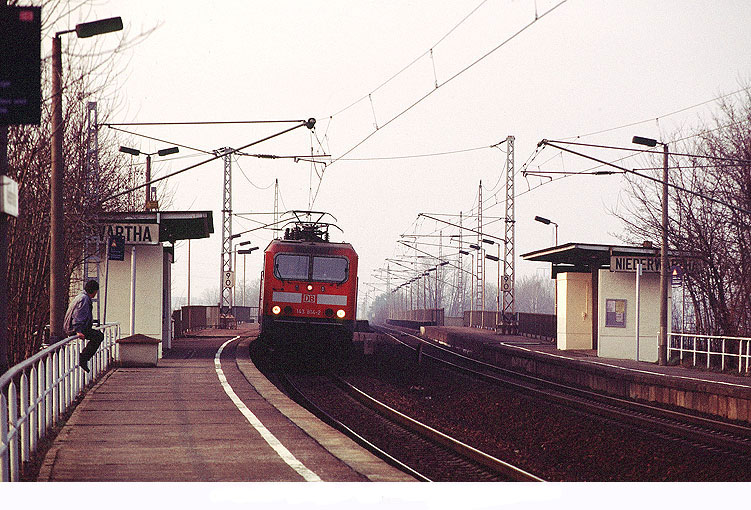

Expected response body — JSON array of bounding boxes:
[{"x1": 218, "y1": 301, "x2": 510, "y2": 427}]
[
  {"x1": 1, "y1": 323, "x2": 120, "y2": 482},
  {"x1": 389, "y1": 309, "x2": 444, "y2": 326},
  {"x1": 669, "y1": 332, "x2": 751, "y2": 374},
  {"x1": 462, "y1": 311, "x2": 556, "y2": 340},
  {"x1": 518, "y1": 313, "x2": 556, "y2": 342},
  {"x1": 172, "y1": 306, "x2": 258, "y2": 337}
]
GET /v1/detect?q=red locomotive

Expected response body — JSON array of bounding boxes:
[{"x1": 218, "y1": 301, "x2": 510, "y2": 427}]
[{"x1": 259, "y1": 212, "x2": 358, "y2": 355}]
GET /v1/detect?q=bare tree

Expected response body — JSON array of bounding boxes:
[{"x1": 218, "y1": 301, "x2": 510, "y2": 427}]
[
  {"x1": 515, "y1": 273, "x2": 554, "y2": 314},
  {"x1": 617, "y1": 87, "x2": 751, "y2": 337},
  {"x1": 4, "y1": 0, "x2": 156, "y2": 365}
]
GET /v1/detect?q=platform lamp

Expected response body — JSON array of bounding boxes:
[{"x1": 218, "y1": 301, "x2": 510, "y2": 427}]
[
  {"x1": 236, "y1": 244, "x2": 259, "y2": 307},
  {"x1": 481, "y1": 238, "x2": 500, "y2": 326},
  {"x1": 632, "y1": 135, "x2": 670, "y2": 366},
  {"x1": 460, "y1": 247, "x2": 479, "y2": 326},
  {"x1": 49, "y1": 16, "x2": 122, "y2": 342},
  {"x1": 535, "y1": 215, "x2": 559, "y2": 318},
  {"x1": 119, "y1": 145, "x2": 179, "y2": 209}
]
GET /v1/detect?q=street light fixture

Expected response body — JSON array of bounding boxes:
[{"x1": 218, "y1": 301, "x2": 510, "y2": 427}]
[
  {"x1": 633, "y1": 135, "x2": 670, "y2": 366},
  {"x1": 233, "y1": 245, "x2": 258, "y2": 307},
  {"x1": 119, "y1": 145, "x2": 179, "y2": 208},
  {"x1": 534, "y1": 215, "x2": 559, "y2": 245},
  {"x1": 49, "y1": 16, "x2": 122, "y2": 341},
  {"x1": 535, "y1": 215, "x2": 559, "y2": 318}
]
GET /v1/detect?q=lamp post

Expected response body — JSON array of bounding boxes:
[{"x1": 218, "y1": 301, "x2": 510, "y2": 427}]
[
  {"x1": 459, "y1": 248, "x2": 478, "y2": 326},
  {"x1": 481, "y1": 238, "x2": 497, "y2": 328},
  {"x1": 119, "y1": 145, "x2": 179, "y2": 209},
  {"x1": 535, "y1": 215, "x2": 559, "y2": 317},
  {"x1": 234, "y1": 243, "x2": 258, "y2": 308},
  {"x1": 49, "y1": 16, "x2": 122, "y2": 342},
  {"x1": 632, "y1": 135, "x2": 670, "y2": 366}
]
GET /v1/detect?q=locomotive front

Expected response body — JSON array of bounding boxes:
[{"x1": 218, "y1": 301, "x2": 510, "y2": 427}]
[{"x1": 259, "y1": 216, "x2": 358, "y2": 351}]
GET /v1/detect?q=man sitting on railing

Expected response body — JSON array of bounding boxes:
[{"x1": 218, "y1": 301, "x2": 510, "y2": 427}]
[{"x1": 63, "y1": 280, "x2": 104, "y2": 373}]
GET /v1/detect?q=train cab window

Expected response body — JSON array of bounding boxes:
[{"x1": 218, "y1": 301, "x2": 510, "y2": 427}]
[
  {"x1": 312, "y1": 256, "x2": 349, "y2": 283},
  {"x1": 274, "y1": 254, "x2": 309, "y2": 281}
]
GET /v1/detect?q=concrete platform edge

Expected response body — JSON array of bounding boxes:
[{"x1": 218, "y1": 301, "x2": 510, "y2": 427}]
[
  {"x1": 234, "y1": 336, "x2": 414, "y2": 482},
  {"x1": 420, "y1": 326, "x2": 751, "y2": 424}
]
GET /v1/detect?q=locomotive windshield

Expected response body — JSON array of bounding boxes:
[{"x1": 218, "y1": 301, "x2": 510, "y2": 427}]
[
  {"x1": 274, "y1": 254, "x2": 309, "y2": 281},
  {"x1": 312, "y1": 256, "x2": 348, "y2": 282},
  {"x1": 274, "y1": 253, "x2": 349, "y2": 283}
]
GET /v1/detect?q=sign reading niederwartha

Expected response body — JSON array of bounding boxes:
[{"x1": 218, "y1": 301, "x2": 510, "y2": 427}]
[
  {"x1": 100, "y1": 223, "x2": 160, "y2": 245},
  {"x1": 610, "y1": 255, "x2": 700, "y2": 274}
]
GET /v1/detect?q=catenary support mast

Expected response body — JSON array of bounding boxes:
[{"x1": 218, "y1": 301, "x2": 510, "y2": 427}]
[
  {"x1": 219, "y1": 147, "x2": 233, "y2": 323},
  {"x1": 502, "y1": 135, "x2": 515, "y2": 322}
]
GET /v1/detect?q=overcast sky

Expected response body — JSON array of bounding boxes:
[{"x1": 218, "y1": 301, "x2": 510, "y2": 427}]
[{"x1": 49, "y1": 0, "x2": 751, "y2": 310}]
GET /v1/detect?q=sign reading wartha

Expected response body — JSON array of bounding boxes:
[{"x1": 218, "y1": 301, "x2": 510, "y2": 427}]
[{"x1": 100, "y1": 223, "x2": 159, "y2": 244}]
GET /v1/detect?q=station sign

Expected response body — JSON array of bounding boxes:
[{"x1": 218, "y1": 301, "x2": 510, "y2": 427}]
[
  {"x1": 610, "y1": 255, "x2": 699, "y2": 274},
  {"x1": 0, "y1": 6, "x2": 41, "y2": 125},
  {"x1": 100, "y1": 223, "x2": 159, "y2": 245}
]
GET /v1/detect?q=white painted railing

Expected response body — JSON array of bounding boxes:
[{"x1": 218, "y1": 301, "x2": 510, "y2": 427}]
[
  {"x1": 669, "y1": 332, "x2": 751, "y2": 373},
  {"x1": 0, "y1": 323, "x2": 120, "y2": 482}
]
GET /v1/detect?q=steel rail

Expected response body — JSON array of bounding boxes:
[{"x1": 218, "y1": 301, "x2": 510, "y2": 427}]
[
  {"x1": 377, "y1": 325, "x2": 751, "y2": 456},
  {"x1": 278, "y1": 373, "x2": 429, "y2": 481},
  {"x1": 335, "y1": 375, "x2": 544, "y2": 482}
]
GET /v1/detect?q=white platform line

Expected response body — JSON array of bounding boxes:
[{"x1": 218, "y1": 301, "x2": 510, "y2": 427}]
[{"x1": 214, "y1": 337, "x2": 322, "y2": 482}]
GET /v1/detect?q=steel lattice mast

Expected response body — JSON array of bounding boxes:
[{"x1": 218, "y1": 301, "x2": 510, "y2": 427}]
[
  {"x1": 476, "y1": 181, "x2": 483, "y2": 322},
  {"x1": 219, "y1": 147, "x2": 233, "y2": 321},
  {"x1": 458, "y1": 212, "x2": 463, "y2": 315},
  {"x1": 502, "y1": 135, "x2": 515, "y2": 321}
]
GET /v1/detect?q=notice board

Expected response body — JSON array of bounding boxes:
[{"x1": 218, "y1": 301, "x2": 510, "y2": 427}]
[{"x1": 605, "y1": 299, "x2": 627, "y2": 328}]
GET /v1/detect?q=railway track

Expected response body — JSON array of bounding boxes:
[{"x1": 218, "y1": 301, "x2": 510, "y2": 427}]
[
  {"x1": 277, "y1": 372, "x2": 544, "y2": 482},
  {"x1": 375, "y1": 324, "x2": 751, "y2": 459}
]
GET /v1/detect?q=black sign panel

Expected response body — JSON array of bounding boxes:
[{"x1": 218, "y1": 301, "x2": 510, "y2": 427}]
[
  {"x1": 108, "y1": 235, "x2": 125, "y2": 261},
  {"x1": 0, "y1": 6, "x2": 42, "y2": 125}
]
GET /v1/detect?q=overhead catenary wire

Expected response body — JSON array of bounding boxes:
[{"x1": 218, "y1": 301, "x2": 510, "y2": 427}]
[
  {"x1": 232, "y1": 155, "x2": 275, "y2": 191},
  {"x1": 311, "y1": 0, "x2": 569, "y2": 207},
  {"x1": 559, "y1": 85, "x2": 751, "y2": 141},
  {"x1": 100, "y1": 121, "x2": 310, "y2": 204},
  {"x1": 103, "y1": 119, "x2": 309, "y2": 126},
  {"x1": 543, "y1": 139, "x2": 751, "y2": 164},
  {"x1": 106, "y1": 125, "x2": 214, "y2": 155},
  {"x1": 540, "y1": 140, "x2": 751, "y2": 215},
  {"x1": 329, "y1": 0, "x2": 491, "y2": 119}
]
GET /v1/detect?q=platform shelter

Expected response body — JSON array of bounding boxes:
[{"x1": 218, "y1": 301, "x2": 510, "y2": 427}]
[
  {"x1": 522, "y1": 242, "x2": 688, "y2": 362},
  {"x1": 98, "y1": 211, "x2": 213, "y2": 353}
]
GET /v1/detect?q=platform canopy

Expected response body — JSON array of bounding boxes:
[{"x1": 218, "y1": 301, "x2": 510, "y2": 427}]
[
  {"x1": 99, "y1": 211, "x2": 214, "y2": 244},
  {"x1": 522, "y1": 242, "x2": 664, "y2": 276}
]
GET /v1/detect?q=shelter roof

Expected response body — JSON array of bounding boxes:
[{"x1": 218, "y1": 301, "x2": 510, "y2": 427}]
[
  {"x1": 99, "y1": 211, "x2": 214, "y2": 243},
  {"x1": 522, "y1": 242, "x2": 662, "y2": 270}
]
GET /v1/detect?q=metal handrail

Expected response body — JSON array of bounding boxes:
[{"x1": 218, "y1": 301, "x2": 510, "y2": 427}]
[
  {"x1": 1, "y1": 323, "x2": 120, "y2": 482},
  {"x1": 669, "y1": 332, "x2": 751, "y2": 373}
]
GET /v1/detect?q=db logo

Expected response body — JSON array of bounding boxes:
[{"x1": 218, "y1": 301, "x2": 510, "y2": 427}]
[{"x1": 303, "y1": 294, "x2": 315, "y2": 303}]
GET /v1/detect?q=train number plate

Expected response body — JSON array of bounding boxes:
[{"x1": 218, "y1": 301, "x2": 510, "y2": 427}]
[{"x1": 294, "y1": 307, "x2": 322, "y2": 316}]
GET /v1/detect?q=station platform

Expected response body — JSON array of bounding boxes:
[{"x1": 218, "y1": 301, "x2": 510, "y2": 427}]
[
  {"x1": 417, "y1": 326, "x2": 751, "y2": 425},
  {"x1": 35, "y1": 324, "x2": 413, "y2": 482}
]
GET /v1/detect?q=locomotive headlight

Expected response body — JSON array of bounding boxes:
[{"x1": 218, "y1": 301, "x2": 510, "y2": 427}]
[
  {"x1": 272, "y1": 305, "x2": 281, "y2": 315},
  {"x1": 336, "y1": 309, "x2": 346, "y2": 319},
  {"x1": 307, "y1": 284, "x2": 313, "y2": 291}
]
